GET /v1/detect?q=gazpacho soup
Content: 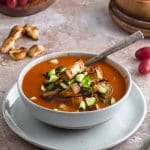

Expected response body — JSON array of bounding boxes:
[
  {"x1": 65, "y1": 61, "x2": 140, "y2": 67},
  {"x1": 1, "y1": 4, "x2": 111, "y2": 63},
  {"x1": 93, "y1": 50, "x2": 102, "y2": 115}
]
[{"x1": 23, "y1": 56, "x2": 126, "y2": 112}]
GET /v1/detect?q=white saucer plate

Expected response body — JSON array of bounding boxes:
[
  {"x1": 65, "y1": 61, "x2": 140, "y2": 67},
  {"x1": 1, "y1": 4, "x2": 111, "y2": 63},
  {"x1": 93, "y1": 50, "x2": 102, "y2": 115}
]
[{"x1": 2, "y1": 82, "x2": 147, "y2": 150}]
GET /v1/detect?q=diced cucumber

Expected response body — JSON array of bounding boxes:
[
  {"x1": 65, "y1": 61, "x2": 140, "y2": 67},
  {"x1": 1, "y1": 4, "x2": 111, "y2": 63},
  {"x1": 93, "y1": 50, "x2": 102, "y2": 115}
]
[
  {"x1": 79, "y1": 101, "x2": 86, "y2": 110},
  {"x1": 48, "y1": 69, "x2": 56, "y2": 77},
  {"x1": 83, "y1": 86, "x2": 92, "y2": 92},
  {"x1": 85, "y1": 97, "x2": 96, "y2": 107},
  {"x1": 98, "y1": 83, "x2": 108, "y2": 94},
  {"x1": 60, "y1": 82, "x2": 68, "y2": 89},
  {"x1": 99, "y1": 98, "x2": 104, "y2": 103},
  {"x1": 45, "y1": 83, "x2": 54, "y2": 91},
  {"x1": 100, "y1": 98, "x2": 109, "y2": 104},
  {"x1": 81, "y1": 76, "x2": 91, "y2": 88},
  {"x1": 67, "y1": 79, "x2": 75, "y2": 86},
  {"x1": 75, "y1": 74, "x2": 85, "y2": 83},
  {"x1": 50, "y1": 75, "x2": 59, "y2": 82},
  {"x1": 110, "y1": 97, "x2": 116, "y2": 105},
  {"x1": 102, "y1": 99, "x2": 108, "y2": 104},
  {"x1": 56, "y1": 66, "x2": 66, "y2": 73}
]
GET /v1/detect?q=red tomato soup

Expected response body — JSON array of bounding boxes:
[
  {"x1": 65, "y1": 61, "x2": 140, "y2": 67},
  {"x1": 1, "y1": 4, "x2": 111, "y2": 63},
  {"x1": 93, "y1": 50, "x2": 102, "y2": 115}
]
[{"x1": 22, "y1": 56, "x2": 126, "y2": 112}]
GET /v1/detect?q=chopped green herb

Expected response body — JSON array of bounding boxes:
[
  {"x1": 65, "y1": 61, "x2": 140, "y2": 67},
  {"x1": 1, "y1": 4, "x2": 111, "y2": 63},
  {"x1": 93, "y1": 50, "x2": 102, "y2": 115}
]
[
  {"x1": 79, "y1": 101, "x2": 86, "y2": 110},
  {"x1": 85, "y1": 97, "x2": 96, "y2": 107}
]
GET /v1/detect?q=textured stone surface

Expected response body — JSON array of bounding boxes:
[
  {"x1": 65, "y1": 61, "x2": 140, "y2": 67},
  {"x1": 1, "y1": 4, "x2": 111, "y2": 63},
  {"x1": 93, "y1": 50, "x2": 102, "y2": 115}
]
[{"x1": 0, "y1": 0, "x2": 150, "y2": 149}]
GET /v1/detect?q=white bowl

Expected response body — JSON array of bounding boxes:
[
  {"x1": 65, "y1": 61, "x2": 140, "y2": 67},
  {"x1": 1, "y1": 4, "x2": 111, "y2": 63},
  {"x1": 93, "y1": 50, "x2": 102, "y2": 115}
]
[{"x1": 18, "y1": 52, "x2": 132, "y2": 129}]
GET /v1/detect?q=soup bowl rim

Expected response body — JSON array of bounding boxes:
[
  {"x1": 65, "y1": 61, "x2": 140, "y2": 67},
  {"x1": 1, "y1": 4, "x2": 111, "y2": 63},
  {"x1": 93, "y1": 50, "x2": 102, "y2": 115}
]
[{"x1": 18, "y1": 51, "x2": 132, "y2": 115}]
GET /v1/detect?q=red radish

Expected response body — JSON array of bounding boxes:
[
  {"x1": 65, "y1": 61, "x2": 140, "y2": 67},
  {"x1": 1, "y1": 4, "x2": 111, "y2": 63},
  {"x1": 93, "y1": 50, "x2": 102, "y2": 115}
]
[
  {"x1": 139, "y1": 59, "x2": 150, "y2": 74},
  {"x1": 6, "y1": 0, "x2": 17, "y2": 8},
  {"x1": 18, "y1": 0, "x2": 28, "y2": 5},
  {"x1": 135, "y1": 47, "x2": 150, "y2": 60}
]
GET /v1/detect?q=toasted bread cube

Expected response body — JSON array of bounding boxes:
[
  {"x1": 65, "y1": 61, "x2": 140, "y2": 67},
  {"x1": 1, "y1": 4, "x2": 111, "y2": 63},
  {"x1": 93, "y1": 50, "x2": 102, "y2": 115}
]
[
  {"x1": 61, "y1": 59, "x2": 85, "y2": 81},
  {"x1": 60, "y1": 83, "x2": 81, "y2": 98},
  {"x1": 87, "y1": 65, "x2": 103, "y2": 82}
]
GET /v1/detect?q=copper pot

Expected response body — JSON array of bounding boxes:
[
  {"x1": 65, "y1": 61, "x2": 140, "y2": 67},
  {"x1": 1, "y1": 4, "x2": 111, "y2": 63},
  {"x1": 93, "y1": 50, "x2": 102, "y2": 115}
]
[{"x1": 115, "y1": 0, "x2": 150, "y2": 20}]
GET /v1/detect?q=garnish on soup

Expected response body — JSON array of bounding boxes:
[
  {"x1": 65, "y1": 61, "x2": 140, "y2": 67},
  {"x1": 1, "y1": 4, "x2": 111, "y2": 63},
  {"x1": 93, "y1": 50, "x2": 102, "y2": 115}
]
[{"x1": 23, "y1": 56, "x2": 126, "y2": 112}]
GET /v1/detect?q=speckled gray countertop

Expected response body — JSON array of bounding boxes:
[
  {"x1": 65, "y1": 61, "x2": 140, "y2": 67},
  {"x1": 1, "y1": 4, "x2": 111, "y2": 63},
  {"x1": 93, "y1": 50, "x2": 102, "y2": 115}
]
[{"x1": 0, "y1": 0, "x2": 150, "y2": 150}]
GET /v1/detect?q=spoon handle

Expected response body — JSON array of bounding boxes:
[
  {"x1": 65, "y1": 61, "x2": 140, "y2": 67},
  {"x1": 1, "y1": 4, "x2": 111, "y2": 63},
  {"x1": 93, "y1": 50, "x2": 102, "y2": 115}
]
[{"x1": 85, "y1": 31, "x2": 144, "y2": 66}]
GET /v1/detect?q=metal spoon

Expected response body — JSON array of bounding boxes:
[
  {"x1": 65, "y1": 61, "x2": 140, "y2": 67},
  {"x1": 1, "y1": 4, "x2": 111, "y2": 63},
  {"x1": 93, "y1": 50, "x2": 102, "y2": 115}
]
[{"x1": 85, "y1": 31, "x2": 144, "y2": 66}]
